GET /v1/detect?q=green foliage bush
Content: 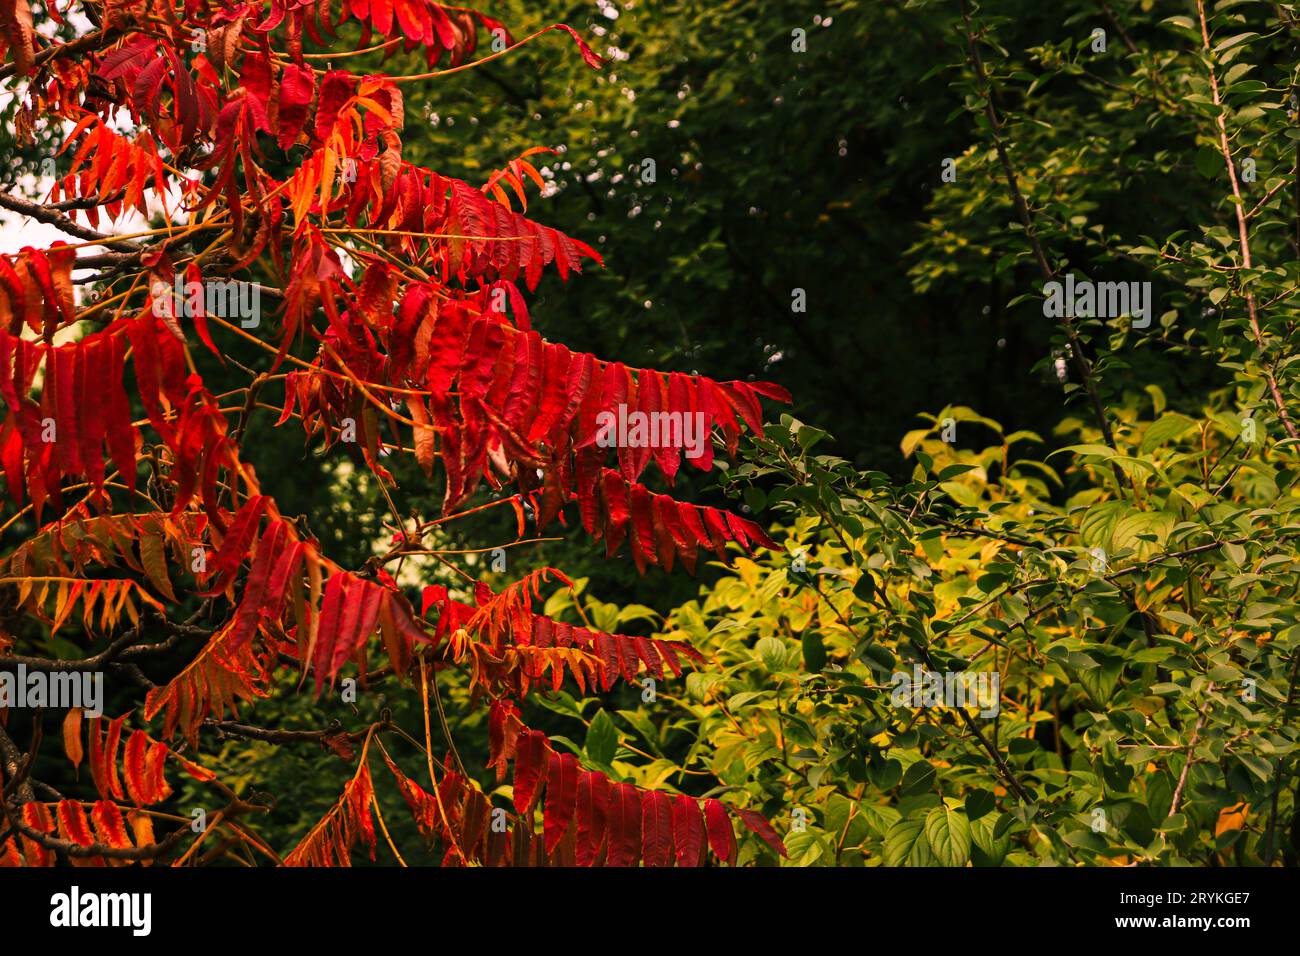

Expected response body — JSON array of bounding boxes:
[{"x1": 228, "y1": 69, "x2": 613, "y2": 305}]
[{"x1": 527, "y1": 0, "x2": 1300, "y2": 867}]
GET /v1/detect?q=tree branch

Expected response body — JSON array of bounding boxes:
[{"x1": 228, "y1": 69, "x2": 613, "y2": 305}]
[{"x1": 1195, "y1": 0, "x2": 1298, "y2": 440}]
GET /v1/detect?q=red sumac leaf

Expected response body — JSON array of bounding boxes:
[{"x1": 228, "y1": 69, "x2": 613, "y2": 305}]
[
  {"x1": 100, "y1": 716, "x2": 126, "y2": 801},
  {"x1": 201, "y1": 494, "x2": 268, "y2": 596},
  {"x1": 91, "y1": 800, "x2": 132, "y2": 850},
  {"x1": 640, "y1": 789, "x2": 673, "y2": 867},
  {"x1": 123, "y1": 729, "x2": 150, "y2": 805},
  {"x1": 63, "y1": 709, "x2": 83, "y2": 772},
  {"x1": 56, "y1": 799, "x2": 95, "y2": 846},
  {"x1": 276, "y1": 63, "x2": 316, "y2": 148},
  {"x1": 735, "y1": 806, "x2": 788, "y2": 858},
  {"x1": 20, "y1": 802, "x2": 55, "y2": 866},
  {"x1": 605, "y1": 782, "x2": 641, "y2": 867},
  {"x1": 512, "y1": 730, "x2": 549, "y2": 814},
  {"x1": 575, "y1": 769, "x2": 610, "y2": 866},
  {"x1": 542, "y1": 750, "x2": 579, "y2": 852},
  {"x1": 703, "y1": 798, "x2": 737, "y2": 866},
  {"x1": 0, "y1": 837, "x2": 19, "y2": 867},
  {"x1": 550, "y1": 24, "x2": 603, "y2": 70},
  {"x1": 672, "y1": 794, "x2": 706, "y2": 867},
  {"x1": 460, "y1": 787, "x2": 488, "y2": 860}
]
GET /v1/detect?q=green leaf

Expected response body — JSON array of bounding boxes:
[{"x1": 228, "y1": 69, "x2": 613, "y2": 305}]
[
  {"x1": 801, "y1": 631, "x2": 827, "y2": 672},
  {"x1": 1140, "y1": 413, "x2": 1197, "y2": 453},
  {"x1": 1051, "y1": 443, "x2": 1117, "y2": 460},
  {"x1": 899, "y1": 759, "x2": 937, "y2": 796},
  {"x1": 1081, "y1": 501, "x2": 1173, "y2": 558},
  {"x1": 1144, "y1": 383, "x2": 1167, "y2": 416},
  {"x1": 1080, "y1": 500, "x2": 1128, "y2": 552},
  {"x1": 585, "y1": 709, "x2": 618, "y2": 765},
  {"x1": 937, "y1": 464, "x2": 976, "y2": 480},
  {"x1": 531, "y1": 690, "x2": 584, "y2": 720},
  {"x1": 756, "y1": 636, "x2": 789, "y2": 671},
  {"x1": 965, "y1": 788, "x2": 996, "y2": 822},
  {"x1": 1111, "y1": 509, "x2": 1175, "y2": 558},
  {"x1": 1078, "y1": 653, "x2": 1125, "y2": 705},
  {"x1": 924, "y1": 804, "x2": 972, "y2": 867},
  {"x1": 884, "y1": 815, "x2": 931, "y2": 866},
  {"x1": 1195, "y1": 147, "x2": 1222, "y2": 180},
  {"x1": 1214, "y1": 32, "x2": 1259, "y2": 53},
  {"x1": 1237, "y1": 752, "x2": 1272, "y2": 782},
  {"x1": 969, "y1": 814, "x2": 1011, "y2": 864}
]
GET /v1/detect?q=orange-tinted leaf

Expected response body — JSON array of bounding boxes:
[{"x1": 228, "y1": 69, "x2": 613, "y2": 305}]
[{"x1": 63, "y1": 708, "x2": 83, "y2": 771}]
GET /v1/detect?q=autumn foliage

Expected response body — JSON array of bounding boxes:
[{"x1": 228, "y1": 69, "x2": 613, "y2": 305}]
[{"x1": 0, "y1": 0, "x2": 788, "y2": 866}]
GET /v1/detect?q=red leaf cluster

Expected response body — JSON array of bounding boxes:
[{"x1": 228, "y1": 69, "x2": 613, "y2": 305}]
[
  {"x1": 0, "y1": 324, "x2": 136, "y2": 516},
  {"x1": 424, "y1": 573, "x2": 703, "y2": 696},
  {"x1": 489, "y1": 718, "x2": 784, "y2": 867},
  {"x1": 0, "y1": 0, "x2": 789, "y2": 869},
  {"x1": 79, "y1": 716, "x2": 215, "y2": 808}
]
